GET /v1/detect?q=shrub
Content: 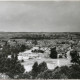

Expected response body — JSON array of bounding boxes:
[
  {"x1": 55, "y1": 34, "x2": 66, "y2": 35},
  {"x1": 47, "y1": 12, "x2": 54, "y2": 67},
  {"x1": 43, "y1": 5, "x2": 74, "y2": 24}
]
[
  {"x1": 17, "y1": 73, "x2": 31, "y2": 79},
  {"x1": 69, "y1": 64, "x2": 80, "y2": 79},
  {"x1": 37, "y1": 70, "x2": 53, "y2": 79},
  {"x1": 21, "y1": 59, "x2": 24, "y2": 62},
  {"x1": 59, "y1": 55, "x2": 63, "y2": 58},
  {"x1": 31, "y1": 49, "x2": 44, "y2": 53},
  {"x1": 38, "y1": 62, "x2": 48, "y2": 73}
]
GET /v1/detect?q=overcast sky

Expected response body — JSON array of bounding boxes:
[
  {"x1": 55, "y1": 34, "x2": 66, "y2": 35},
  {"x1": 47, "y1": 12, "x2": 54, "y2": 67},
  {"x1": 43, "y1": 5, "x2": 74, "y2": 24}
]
[{"x1": 0, "y1": 1, "x2": 80, "y2": 32}]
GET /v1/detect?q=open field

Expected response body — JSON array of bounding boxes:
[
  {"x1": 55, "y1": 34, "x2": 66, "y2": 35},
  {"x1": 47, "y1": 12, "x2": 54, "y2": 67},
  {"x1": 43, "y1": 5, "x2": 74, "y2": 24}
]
[{"x1": 21, "y1": 58, "x2": 71, "y2": 72}]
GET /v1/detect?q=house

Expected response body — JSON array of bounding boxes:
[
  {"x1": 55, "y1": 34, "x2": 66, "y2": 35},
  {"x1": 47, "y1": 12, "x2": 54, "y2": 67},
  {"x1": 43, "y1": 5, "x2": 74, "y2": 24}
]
[
  {"x1": 31, "y1": 46, "x2": 39, "y2": 51},
  {"x1": 18, "y1": 50, "x2": 32, "y2": 60},
  {"x1": 7, "y1": 55, "x2": 11, "y2": 58}
]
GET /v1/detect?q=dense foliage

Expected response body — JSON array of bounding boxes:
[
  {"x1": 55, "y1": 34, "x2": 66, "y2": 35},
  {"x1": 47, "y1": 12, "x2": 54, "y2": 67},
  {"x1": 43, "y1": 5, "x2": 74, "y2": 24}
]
[
  {"x1": 0, "y1": 32, "x2": 80, "y2": 79},
  {"x1": 0, "y1": 56, "x2": 25, "y2": 78},
  {"x1": 70, "y1": 50, "x2": 79, "y2": 63},
  {"x1": 0, "y1": 42, "x2": 25, "y2": 78},
  {"x1": 36, "y1": 65, "x2": 80, "y2": 79},
  {"x1": 18, "y1": 61, "x2": 48, "y2": 79},
  {"x1": 50, "y1": 47, "x2": 58, "y2": 58},
  {"x1": 10, "y1": 32, "x2": 80, "y2": 40},
  {"x1": 17, "y1": 61, "x2": 80, "y2": 79}
]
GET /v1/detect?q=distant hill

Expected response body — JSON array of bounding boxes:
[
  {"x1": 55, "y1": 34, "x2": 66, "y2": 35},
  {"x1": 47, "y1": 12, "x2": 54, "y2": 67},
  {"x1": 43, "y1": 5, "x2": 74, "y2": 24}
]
[{"x1": 0, "y1": 32, "x2": 79, "y2": 40}]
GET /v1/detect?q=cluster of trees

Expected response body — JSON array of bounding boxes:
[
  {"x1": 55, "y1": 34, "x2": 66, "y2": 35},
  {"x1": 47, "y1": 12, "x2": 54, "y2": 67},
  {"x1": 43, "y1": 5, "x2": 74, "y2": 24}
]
[
  {"x1": 0, "y1": 53, "x2": 25, "y2": 78},
  {"x1": 70, "y1": 50, "x2": 80, "y2": 64},
  {"x1": 31, "y1": 62, "x2": 48, "y2": 78},
  {"x1": 11, "y1": 33, "x2": 76, "y2": 40},
  {"x1": 49, "y1": 45, "x2": 80, "y2": 61},
  {"x1": 11, "y1": 34, "x2": 53, "y2": 40},
  {"x1": 2, "y1": 42, "x2": 27, "y2": 55},
  {"x1": 36, "y1": 64, "x2": 80, "y2": 79},
  {"x1": 0, "y1": 32, "x2": 79, "y2": 40},
  {"x1": 17, "y1": 61, "x2": 48, "y2": 79},
  {"x1": 0, "y1": 43, "x2": 27, "y2": 64},
  {"x1": 17, "y1": 61, "x2": 80, "y2": 79},
  {"x1": 0, "y1": 42, "x2": 26, "y2": 78}
]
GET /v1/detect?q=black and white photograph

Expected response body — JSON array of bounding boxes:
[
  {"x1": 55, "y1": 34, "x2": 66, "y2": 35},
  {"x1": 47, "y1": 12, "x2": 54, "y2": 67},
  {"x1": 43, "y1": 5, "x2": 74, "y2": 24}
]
[{"x1": 0, "y1": 1, "x2": 80, "y2": 79}]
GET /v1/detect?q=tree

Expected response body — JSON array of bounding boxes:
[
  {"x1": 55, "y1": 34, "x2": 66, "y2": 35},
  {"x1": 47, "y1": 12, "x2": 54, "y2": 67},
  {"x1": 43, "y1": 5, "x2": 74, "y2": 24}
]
[
  {"x1": 20, "y1": 44, "x2": 26, "y2": 52},
  {"x1": 32, "y1": 62, "x2": 38, "y2": 78},
  {"x1": 31, "y1": 61, "x2": 48, "y2": 78},
  {"x1": 6, "y1": 59, "x2": 25, "y2": 78},
  {"x1": 70, "y1": 50, "x2": 79, "y2": 63},
  {"x1": 50, "y1": 47, "x2": 57, "y2": 58},
  {"x1": 37, "y1": 70, "x2": 53, "y2": 79},
  {"x1": 38, "y1": 62, "x2": 48, "y2": 73},
  {"x1": 2, "y1": 43, "x2": 11, "y2": 56}
]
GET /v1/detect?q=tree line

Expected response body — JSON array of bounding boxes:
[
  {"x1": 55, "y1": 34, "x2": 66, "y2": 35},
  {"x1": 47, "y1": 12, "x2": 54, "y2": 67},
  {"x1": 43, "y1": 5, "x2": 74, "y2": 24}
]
[{"x1": 10, "y1": 33, "x2": 77, "y2": 40}]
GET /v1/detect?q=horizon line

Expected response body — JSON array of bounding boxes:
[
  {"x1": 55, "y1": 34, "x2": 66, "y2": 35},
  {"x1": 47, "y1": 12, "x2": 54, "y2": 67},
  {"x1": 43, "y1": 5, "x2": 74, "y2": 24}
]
[{"x1": 0, "y1": 31, "x2": 80, "y2": 33}]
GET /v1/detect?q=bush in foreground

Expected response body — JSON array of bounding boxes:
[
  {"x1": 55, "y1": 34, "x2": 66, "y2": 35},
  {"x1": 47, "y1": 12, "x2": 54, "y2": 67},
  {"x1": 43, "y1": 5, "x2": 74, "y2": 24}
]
[
  {"x1": 37, "y1": 64, "x2": 80, "y2": 79},
  {"x1": 16, "y1": 62, "x2": 80, "y2": 79}
]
